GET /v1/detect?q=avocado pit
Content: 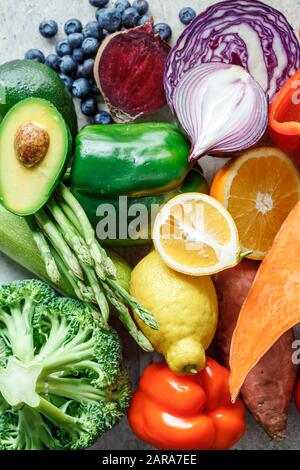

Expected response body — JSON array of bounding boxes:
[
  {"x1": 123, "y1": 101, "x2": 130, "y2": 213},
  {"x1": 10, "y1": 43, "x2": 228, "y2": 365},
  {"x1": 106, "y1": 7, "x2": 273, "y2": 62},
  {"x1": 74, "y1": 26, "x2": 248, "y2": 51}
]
[{"x1": 15, "y1": 122, "x2": 50, "y2": 168}]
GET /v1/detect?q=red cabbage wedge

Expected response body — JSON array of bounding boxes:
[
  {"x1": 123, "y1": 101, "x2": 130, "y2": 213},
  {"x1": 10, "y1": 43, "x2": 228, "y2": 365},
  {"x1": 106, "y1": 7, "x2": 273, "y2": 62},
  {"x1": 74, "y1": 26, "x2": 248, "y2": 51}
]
[
  {"x1": 165, "y1": 0, "x2": 300, "y2": 110},
  {"x1": 173, "y1": 63, "x2": 268, "y2": 162}
]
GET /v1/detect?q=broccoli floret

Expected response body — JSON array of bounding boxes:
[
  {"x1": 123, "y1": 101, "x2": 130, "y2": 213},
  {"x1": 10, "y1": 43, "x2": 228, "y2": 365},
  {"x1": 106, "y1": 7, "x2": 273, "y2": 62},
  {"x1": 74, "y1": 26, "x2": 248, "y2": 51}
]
[
  {"x1": 0, "y1": 280, "x2": 131, "y2": 450},
  {"x1": 0, "y1": 406, "x2": 62, "y2": 450}
]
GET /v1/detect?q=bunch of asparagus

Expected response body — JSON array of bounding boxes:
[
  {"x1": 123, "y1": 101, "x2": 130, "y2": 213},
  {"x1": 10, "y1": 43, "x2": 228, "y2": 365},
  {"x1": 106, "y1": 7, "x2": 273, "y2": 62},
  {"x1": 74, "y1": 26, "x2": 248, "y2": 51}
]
[{"x1": 29, "y1": 183, "x2": 156, "y2": 352}]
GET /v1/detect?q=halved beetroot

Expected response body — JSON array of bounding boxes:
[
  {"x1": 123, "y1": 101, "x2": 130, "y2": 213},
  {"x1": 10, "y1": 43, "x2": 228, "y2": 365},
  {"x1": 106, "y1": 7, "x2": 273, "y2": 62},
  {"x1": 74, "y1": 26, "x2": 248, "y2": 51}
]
[{"x1": 94, "y1": 20, "x2": 171, "y2": 123}]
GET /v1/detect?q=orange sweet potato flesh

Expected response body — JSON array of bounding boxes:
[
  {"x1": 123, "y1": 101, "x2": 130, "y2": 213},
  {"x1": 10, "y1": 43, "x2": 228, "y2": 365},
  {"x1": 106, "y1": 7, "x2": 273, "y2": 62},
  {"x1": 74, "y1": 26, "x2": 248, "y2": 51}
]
[
  {"x1": 229, "y1": 202, "x2": 300, "y2": 406},
  {"x1": 214, "y1": 260, "x2": 296, "y2": 439}
]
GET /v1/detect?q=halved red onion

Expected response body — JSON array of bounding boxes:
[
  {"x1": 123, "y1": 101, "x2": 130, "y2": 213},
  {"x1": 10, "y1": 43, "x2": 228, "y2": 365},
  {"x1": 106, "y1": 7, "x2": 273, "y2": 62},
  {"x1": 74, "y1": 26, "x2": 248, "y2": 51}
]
[{"x1": 173, "y1": 63, "x2": 268, "y2": 162}]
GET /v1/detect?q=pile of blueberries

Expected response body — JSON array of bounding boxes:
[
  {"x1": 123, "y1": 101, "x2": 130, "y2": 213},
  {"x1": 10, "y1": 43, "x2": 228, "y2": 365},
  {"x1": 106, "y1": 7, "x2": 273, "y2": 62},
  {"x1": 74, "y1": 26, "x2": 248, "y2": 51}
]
[{"x1": 24, "y1": 0, "x2": 196, "y2": 124}]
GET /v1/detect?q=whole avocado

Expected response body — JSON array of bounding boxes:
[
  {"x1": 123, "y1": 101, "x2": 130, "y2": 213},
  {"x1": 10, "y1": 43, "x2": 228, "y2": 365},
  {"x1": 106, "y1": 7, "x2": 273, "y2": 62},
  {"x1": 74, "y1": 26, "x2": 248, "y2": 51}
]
[{"x1": 0, "y1": 60, "x2": 78, "y2": 139}]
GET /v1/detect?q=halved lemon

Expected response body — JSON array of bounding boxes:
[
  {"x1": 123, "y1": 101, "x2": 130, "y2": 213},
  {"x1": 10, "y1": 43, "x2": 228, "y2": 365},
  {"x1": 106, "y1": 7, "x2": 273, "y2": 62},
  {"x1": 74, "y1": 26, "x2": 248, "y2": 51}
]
[
  {"x1": 211, "y1": 147, "x2": 300, "y2": 260},
  {"x1": 152, "y1": 193, "x2": 241, "y2": 276}
]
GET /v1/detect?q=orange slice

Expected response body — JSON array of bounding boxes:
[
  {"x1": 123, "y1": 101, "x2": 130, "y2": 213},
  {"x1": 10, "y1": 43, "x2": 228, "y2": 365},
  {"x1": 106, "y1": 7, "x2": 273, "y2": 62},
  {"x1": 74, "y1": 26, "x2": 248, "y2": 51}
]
[
  {"x1": 210, "y1": 147, "x2": 300, "y2": 260},
  {"x1": 152, "y1": 193, "x2": 241, "y2": 276}
]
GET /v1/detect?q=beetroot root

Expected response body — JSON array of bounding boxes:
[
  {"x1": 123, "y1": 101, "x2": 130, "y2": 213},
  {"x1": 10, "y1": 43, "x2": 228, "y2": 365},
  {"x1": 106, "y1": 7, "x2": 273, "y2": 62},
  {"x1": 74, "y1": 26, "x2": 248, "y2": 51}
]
[
  {"x1": 214, "y1": 260, "x2": 297, "y2": 440},
  {"x1": 94, "y1": 20, "x2": 170, "y2": 123}
]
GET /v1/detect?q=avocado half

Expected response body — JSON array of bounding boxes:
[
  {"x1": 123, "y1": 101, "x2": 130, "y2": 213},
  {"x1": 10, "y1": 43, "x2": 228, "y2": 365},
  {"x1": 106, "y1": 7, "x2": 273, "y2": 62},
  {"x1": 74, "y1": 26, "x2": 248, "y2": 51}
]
[{"x1": 0, "y1": 98, "x2": 72, "y2": 216}]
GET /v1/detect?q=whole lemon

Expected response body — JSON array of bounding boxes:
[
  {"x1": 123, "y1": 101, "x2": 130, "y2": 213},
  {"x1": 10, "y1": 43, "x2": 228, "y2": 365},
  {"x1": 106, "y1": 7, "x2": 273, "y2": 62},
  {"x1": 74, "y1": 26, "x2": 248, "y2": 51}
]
[{"x1": 130, "y1": 251, "x2": 218, "y2": 373}]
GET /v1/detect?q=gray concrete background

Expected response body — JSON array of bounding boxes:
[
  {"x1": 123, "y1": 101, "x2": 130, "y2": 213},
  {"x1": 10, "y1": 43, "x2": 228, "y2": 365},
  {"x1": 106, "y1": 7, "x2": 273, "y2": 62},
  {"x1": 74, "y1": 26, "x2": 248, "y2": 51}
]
[{"x1": 0, "y1": 0, "x2": 300, "y2": 451}]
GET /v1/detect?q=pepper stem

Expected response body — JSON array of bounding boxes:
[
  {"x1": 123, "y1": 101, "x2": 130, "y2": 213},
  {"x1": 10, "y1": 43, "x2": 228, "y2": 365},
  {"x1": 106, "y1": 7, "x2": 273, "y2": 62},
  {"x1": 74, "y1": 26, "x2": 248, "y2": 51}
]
[
  {"x1": 184, "y1": 365, "x2": 198, "y2": 374},
  {"x1": 239, "y1": 250, "x2": 253, "y2": 260}
]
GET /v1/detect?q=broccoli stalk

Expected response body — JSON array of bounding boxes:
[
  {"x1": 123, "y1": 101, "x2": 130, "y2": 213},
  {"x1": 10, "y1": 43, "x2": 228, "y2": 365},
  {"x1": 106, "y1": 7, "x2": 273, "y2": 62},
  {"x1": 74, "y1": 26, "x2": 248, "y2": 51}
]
[
  {"x1": 38, "y1": 377, "x2": 104, "y2": 402},
  {"x1": 0, "y1": 280, "x2": 131, "y2": 450}
]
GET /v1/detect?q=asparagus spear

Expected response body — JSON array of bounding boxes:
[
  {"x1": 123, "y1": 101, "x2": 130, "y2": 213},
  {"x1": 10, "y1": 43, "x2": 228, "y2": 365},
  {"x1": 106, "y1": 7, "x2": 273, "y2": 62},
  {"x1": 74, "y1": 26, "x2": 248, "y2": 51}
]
[
  {"x1": 62, "y1": 167, "x2": 71, "y2": 183},
  {"x1": 55, "y1": 193, "x2": 106, "y2": 280},
  {"x1": 107, "y1": 278, "x2": 158, "y2": 330},
  {"x1": 27, "y1": 217, "x2": 60, "y2": 284},
  {"x1": 79, "y1": 285, "x2": 97, "y2": 304},
  {"x1": 79, "y1": 261, "x2": 110, "y2": 326},
  {"x1": 101, "y1": 282, "x2": 154, "y2": 352},
  {"x1": 55, "y1": 195, "x2": 83, "y2": 235},
  {"x1": 95, "y1": 241, "x2": 117, "y2": 280},
  {"x1": 57, "y1": 184, "x2": 116, "y2": 279},
  {"x1": 50, "y1": 248, "x2": 83, "y2": 301},
  {"x1": 34, "y1": 209, "x2": 84, "y2": 281},
  {"x1": 47, "y1": 199, "x2": 93, "y2": 267},
  {"x1": 51, "y1": 248, "x2": 98, "y2": 306}
]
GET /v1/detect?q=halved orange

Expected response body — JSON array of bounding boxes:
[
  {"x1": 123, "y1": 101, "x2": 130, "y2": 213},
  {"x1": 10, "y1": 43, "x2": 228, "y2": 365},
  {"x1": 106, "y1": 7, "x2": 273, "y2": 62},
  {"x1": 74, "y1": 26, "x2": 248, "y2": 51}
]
[
  {"x1": 210, "y1": 147, "x2": 300, "y2": 260},
  {"x1": 152, "y1": 193, "x2": 241, "y2": 276}
]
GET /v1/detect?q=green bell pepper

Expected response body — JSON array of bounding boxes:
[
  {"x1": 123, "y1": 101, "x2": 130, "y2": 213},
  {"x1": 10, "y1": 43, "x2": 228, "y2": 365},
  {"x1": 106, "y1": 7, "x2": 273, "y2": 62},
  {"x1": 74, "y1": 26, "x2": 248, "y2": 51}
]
[
  {"x1": 71, "y1": 123, "x2": 191, "y2": 198},
  {"x1": 72, "y1": 170, "x2": 209, "y2": 246}
]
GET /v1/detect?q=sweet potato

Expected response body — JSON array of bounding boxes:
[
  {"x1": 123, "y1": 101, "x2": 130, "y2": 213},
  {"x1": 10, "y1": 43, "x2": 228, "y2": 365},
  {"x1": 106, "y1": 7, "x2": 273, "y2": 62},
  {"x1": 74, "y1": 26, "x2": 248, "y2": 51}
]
[
  {"x1": 214, "y1": 260, "x2": 297, "y2": 440},
  {"x1": 230, "y1": 202, "x2": 300, "y2": 404}
]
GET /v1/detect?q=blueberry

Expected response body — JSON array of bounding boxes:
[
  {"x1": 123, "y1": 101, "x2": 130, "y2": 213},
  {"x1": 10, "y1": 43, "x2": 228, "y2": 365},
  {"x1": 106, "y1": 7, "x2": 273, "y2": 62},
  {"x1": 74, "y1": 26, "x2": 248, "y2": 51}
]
[
  {"x1": 132, "y1": 0, "x2": 148, "y2": 15},
  {"x1": 90, "y1": 80, "x2": 100, "y2": 95},
  {"x1": 68, "y1": 32, "x2": 84, "y2": 48},
  {"x1": 64, "y1": 19, "x2": 82, "y2": 35},
  {"x1": 71, "y1": 78, "x2": 91, "y2": 98},
  {"x1": 94, "y1": 110, "x2": 113, "y2": 125},
  {"x1": 179, "y1": 7, "x2": 196, "y2": 25},
  {"x1": 76, "y1": 64, "x2": 84, "y2": 78},
  {"x1": 73, "y1": 48, "x2": 86, "y2": 64},
  {"x1": 137, "y1": 14, "x2": 150, "y2": 26},
  {"x1": 60, "y1": 55, "x2": 77, "y2": 76},
  {"x1": 81, "y1": 58, "x2": 95, "y2": 78},
  {"x1": 114, "y1": 0, "x2": 131, "y2": 14},
  {"x1": 122, "y1": 7, "x2": 139, "y2": 28},
  {"x1": 89, "y1": 0, "x2": 109, "y2": 6},
  {"x1": 83, "y1": 21, "x2": 103, "y2": 39},
  {"x1": 39, "y1": 20, "x2": 58, "y2": 38},
  {"x1": 59, "y1": 73, "x2": 74, "y2": 91},
  {"x1": 153, "y1": 23, "x2": 172, "y2": 41},
  {"x1": 56, "y1": 40, "x2": 73, "y2": 57},
  {"x1": 24, "y1": 49, "x2": 45, "y2": 63},
  {"x1": 82, "y1": 37, "x2": 100, "y2": 57},
  {"x1": 96, "y1": 7, "x2": 122, "y2": 33},
  {"x1": 81, "y1": 97, "x2": 98, "y2": 116},
  {"x1": 45, "y1": 53, "x2": 61, "y2": 71}
]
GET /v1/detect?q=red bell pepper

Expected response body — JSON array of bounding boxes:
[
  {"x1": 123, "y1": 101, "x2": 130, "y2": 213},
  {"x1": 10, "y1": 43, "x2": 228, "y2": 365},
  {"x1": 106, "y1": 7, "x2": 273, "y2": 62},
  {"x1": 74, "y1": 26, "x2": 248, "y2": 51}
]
[
  {"x1": 269, "y1": 69, "x2": 300, "y2": 154},
  {"x1": 128, "y1": 358, "x2": 246, "y2": 450}
]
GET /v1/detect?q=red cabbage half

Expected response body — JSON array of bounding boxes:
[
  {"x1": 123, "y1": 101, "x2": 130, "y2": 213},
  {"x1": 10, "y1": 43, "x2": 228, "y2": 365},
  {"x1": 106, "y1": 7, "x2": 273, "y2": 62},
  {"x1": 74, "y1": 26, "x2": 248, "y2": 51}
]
[{"x1": 164, "y1": 0, "x2": 300, "y2": 109}]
